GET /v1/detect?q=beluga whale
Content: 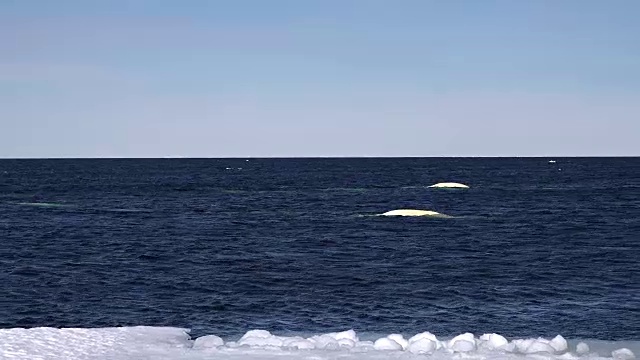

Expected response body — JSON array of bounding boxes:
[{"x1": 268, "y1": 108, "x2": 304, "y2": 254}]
[
  {"x1": 428, "y1": 182, "x2": 469, "y2": 189},
  {"x1": 380, "y1": 209, "x2": 452, "y2": 218}
]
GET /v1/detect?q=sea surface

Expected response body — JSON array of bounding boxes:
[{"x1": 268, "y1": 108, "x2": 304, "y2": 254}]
[{"x1": 1, "y1": 158, "x2": 638, "y2": 341}]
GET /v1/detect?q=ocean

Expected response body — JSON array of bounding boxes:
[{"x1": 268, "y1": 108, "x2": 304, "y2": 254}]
[{"x1": 0, "y1": 158, "x2": 638, "y2": 359}]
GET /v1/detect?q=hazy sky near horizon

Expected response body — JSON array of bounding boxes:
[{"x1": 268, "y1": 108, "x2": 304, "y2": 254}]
[{"x1": 1, "y1": 0, "x2": 639, "y2": 157}]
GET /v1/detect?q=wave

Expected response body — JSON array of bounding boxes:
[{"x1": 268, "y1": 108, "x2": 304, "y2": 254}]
[
  {"x1": 0, "y1": 327, "x2": 637, "y2": 360},
  {"x1": 13, "y1": 202, "x2": 152, "y2": 213},
  {"x1": 15, "y1": 202, "x2": 72, "y2": 208}
]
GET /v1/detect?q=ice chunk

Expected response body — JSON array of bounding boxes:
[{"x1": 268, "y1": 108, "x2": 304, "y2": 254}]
[
  {"x1": 192, "y1": 334, "x2": 224, "y2": 349},
  {"x1": 549, "y1": 335, "x2": 568, "y2": 353},
  {"x1": 238, "y1": 336, "x2": 283, "y2": 347},
  {"x1": 526, "y1": 340, "x2": 557, "y2": 354},
  {"x1": 511, "y1": 336, "x2": 567, "y2": 355},
  {"x1": 512, "y1": 339, "x2": 531, "y2": 352},
  {"x1": 337, "y1": 338, "x2": 356, "y2": 348},
  {"x1": 479, "y1": 333, "x2": 509, "y2": 350},
  {"x1": 407, "y1": 338, "x2": 437, "y2": 354},
  {"x1": 282, "y1": 337, "x2": 315, "y2": 350},
  {"x1": 409, "y1": 331, "x2": 441, "y2": 349},
  {"x1": 612, "y1": 348, "x2": 636, "y2": 360},
  {"x1": 448, "y1": 333, "x2": 476, "y2": 352},
  {"x1": 355, "y1": 340, "x2": 375, "y2": 348},
  {"x1": 331, "y1": 329, "x2": 358, "y2": 342},
  {"x1": 387, "y1": 334, "x2": 408, "y2": 349},
  {"x1": 239, "y1": 329, "x2": 271, "y2": 341},
  {"x1": 237, "y1": 330, "x2": 283, "y2": 347},
  {"x1": 576, "y1": 342, "x2": 590, "y2": 355},
  {"x1": 309, "y1": 334, "x2": 339, "y2": 350},
  {"x1": 373, "y1": 337, "x2": 403, "y2": 350}
]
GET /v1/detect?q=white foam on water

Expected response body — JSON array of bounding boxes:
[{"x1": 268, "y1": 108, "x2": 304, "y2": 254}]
[{"x1": 1, "y1": 327, "x2": 637, "y2": 360}]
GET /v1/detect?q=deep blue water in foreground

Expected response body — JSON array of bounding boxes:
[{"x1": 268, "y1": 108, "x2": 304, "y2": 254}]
[{"x1": 0, "y1": 158, "x2": 638, "y2": 340}]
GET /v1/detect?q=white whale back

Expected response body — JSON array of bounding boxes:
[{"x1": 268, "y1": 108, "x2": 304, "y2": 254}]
[
  {"x1": 381, "y1": 209, "x2": 444, "y2": 217},
  {"x1": 428, "y1": 182, "x2": 469, "y2": 189}
]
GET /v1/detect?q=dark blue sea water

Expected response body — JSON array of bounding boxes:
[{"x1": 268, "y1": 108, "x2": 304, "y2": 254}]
[{"x1": 1, "y1": 158, "x2": 638, "y2": 340}]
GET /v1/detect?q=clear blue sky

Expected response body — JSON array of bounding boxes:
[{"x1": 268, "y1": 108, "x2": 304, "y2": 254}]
[{"x1": 1, "y1": 0, "x2": 639, "y2": 157}]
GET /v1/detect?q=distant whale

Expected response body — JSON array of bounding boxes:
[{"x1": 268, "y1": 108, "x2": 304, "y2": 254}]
[
  {"x1": 428, "y1": 182, "x2": 469, "y2": 189},
  {"x1": 17, "y1": 202, "x2": 70, "y2": 208},
  {"x1": 380, "y1": 209, "x2": 451, "y2": 218}
]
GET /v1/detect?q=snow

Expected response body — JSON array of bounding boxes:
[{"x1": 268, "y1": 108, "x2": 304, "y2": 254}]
[{"x1": 0, "y1": 326, "x2": 637, "y2": 360}]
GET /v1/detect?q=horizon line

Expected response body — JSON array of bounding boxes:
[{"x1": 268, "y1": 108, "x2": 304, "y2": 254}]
[{"x1": 1, "y1": 155, "x2": 638, "y2": 160}]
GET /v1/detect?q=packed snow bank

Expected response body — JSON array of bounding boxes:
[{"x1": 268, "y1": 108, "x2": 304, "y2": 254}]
[
  {"x1": 0, "y1": 326, "x2": 191, "y2": 360},
  {"x1": 0, "y1": 327, "x2": 637, "y2": 360}
]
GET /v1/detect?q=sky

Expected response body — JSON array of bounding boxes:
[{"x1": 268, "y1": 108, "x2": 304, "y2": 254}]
[{"x1": 1, "y1": 0, "x2": 639, "y2": 157}]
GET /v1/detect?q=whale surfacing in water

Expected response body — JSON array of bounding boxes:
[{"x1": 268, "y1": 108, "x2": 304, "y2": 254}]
[
  {"x1": 17, "y1": 202, "x2": 69, "y2": 208},
  {"x1": 381, "y1": 209, "x2": 449, "y2": 217},
  {"x1": 428, "y1": 182, "x2": 469, "y2": 189}
]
